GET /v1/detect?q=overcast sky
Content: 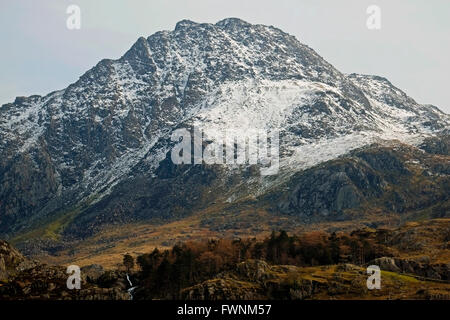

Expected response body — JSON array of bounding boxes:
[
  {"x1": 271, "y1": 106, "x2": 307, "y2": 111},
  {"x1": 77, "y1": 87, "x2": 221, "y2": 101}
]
[{"x1": 0, "y1": 0, "x2": 449, "y2": 113}]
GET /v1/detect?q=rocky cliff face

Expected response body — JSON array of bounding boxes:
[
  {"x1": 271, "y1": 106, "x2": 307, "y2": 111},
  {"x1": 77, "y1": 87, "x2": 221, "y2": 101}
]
[{"x1": 0, "y1": 18, "x2": 448, "y2": 242}]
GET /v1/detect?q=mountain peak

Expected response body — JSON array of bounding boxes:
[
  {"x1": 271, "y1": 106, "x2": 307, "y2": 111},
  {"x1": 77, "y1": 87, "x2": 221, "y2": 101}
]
[
  {"x1": 122, "y1": 35, "x2": 150, "y2": 60},
  {"x1": 215, "y1": 17, "x2": 251, "y2": 29},
  {"x1": 175, "y1": 19, "x2": 199, "y2": 30}
]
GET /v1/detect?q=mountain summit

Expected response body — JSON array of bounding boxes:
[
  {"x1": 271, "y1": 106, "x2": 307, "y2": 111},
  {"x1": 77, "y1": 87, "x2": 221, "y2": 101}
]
[{"x1": 0, "y1": 19, "x2": 448, "y2": 243}]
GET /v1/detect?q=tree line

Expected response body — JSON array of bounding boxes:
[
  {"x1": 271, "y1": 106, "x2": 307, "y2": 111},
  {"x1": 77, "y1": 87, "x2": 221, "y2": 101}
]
[{"x1": 129, "y1": 228, "x2": 391, "y2": 299}]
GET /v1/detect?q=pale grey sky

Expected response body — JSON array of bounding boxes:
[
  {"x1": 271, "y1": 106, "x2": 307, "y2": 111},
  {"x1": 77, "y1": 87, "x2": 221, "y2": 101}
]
[{"x1": 0, "y1": 0, "x2": 449, "y2": 113}]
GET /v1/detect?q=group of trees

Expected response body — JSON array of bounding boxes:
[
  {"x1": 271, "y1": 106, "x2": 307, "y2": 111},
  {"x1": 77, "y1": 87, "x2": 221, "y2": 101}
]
[{"x1": 130, "y1": 228, "x2": 390, "y2": 299}]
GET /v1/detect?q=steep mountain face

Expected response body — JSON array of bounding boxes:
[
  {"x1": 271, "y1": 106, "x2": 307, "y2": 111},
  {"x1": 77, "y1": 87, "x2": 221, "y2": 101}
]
[{"x1": 0, "y1": 18, "x2": 448, "y2": 241}]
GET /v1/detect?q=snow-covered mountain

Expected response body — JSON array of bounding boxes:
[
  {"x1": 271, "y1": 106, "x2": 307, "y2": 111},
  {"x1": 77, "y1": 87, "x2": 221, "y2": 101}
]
[{"x1": 0, "y1": 18, "x2": 448, "y2": 239}]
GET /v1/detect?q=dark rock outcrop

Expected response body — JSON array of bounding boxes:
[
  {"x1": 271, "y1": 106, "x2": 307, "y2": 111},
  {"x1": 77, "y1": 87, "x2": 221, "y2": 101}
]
[
  {"x1": 0, "y1": 240, "x2": 129, "y2": 300},
  {"x1": 0, "y1": 240, "x2": 36, "y2": 280}
]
